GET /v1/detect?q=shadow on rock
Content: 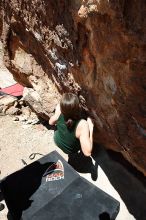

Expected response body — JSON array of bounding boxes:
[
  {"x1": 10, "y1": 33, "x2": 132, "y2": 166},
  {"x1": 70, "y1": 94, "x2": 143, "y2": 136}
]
[{"x1": 92, "y1": 144, "x2": 146, "y2": 220}]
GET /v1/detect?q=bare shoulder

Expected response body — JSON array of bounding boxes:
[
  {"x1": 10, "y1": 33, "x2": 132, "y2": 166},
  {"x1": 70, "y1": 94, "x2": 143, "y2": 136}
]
[
  {"x1": 78, "y1": 119, "x2": 88, "y2": 127},
  {"x1": 76, "y1": 119, "x2": 88, "y2": 138}
]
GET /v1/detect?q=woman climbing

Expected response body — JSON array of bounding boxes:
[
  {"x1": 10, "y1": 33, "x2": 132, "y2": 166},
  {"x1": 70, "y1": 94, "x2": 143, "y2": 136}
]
[{"x1": 49, "y1": 93, "x2": 94, "y2": 157}]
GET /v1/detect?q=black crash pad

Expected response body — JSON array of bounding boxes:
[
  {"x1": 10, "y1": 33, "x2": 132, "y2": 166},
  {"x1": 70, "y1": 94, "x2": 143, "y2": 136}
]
[{"x1": 0, "y1": 151, "x2": 120, "y2": 220}]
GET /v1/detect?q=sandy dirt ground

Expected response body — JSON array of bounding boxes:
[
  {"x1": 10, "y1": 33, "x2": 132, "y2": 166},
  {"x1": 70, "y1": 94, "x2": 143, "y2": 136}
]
[{"x1": 0, "y1": 115, "x2": 57, "y2": 178}]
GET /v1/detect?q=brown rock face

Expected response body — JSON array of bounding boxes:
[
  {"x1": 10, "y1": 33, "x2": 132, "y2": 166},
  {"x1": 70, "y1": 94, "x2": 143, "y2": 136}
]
[{"x1": 1, "y1": 0, "x2": 146, "y2": 175}]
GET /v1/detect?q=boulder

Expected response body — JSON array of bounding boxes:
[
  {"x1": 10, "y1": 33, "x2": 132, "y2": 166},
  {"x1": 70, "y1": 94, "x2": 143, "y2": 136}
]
[
  {"x1": 1, "y1": 0, "x2": 146, "y2": 175},
  {"x1": 0, "y1": 95, "x2": 17, "y2": 108}
]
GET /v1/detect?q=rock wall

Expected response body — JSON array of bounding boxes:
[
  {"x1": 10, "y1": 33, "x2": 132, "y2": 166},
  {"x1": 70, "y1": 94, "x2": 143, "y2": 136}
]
[{"x1": 1, "y1": 0, "x2": 146, "y2": 175}]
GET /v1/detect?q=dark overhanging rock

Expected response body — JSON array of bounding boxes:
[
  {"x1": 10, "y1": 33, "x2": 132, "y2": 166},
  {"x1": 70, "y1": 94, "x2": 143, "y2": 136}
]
[{"x1": 0, "y1": 0, "x2": 146, "y2": 175}]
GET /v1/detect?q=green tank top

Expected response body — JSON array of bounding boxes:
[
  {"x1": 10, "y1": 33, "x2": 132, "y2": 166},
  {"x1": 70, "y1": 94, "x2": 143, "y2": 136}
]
[{"x1": 54, "y1": 114, "x2": 81, "y2": 154}]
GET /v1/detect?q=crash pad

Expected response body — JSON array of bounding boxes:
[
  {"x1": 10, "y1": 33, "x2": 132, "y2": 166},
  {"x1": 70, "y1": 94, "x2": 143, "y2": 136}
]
[
  {"x1": 0, "y1": 151, "x2": 120, "y2": 220},
  {"x1": 0, "y1": 83, "x2": 24, "y2": 97}
]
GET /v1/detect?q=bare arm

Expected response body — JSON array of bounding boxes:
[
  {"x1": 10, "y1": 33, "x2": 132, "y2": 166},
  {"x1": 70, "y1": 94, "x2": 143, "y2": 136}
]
[
  {"x1": 49, "y1": 104, "x2": 61, "y2": 125},
  {"x1": 87, "y1": 117, "x2": 94, "y2": 148},
  {"x1": 77, "y1": 119, "x2": 94, "y2": 157}
]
